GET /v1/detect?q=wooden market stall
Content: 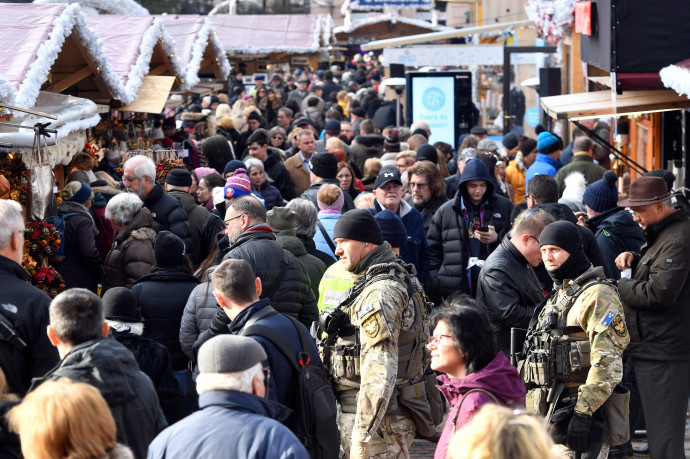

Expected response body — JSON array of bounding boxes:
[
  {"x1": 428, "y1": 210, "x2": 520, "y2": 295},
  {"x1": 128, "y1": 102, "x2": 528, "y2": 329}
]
[
  {"x1": 209, "y1": 14, "x2": 334, "y2": 74},
  {"x1": 335, "y1": 16, "x2": 452, "y2": 48}
]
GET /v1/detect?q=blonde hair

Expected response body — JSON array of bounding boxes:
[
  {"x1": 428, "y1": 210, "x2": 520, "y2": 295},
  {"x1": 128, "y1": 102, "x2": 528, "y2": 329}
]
[
  {"x1": 407, "y1": 134, "x2": 428, "y2": 152},
  {"x1": 447, "y1": 404, "x2": 559, "y2": 459},
  {"x1": 218, "y1": 115, "x2": 236, "y2": 130},
  {"x1": 363, "y1": 157, "x2": 382, "y2": 178},
  {"x1": 8, "y1": 379, "x2": 117, "y2": 459},
  {"x1": 395, "y1": 150, "x2": 415, "y2": 166},
  {"x1": 317, "y1": 183, "x2": 342, "y2": 206},
  {"x1": 216, "y1": 103, "x2": 232, "y2": 119}
]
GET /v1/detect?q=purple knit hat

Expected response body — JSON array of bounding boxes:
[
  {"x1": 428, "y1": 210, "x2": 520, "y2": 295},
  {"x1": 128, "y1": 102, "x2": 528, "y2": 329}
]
[
  {"x1": 318, "y1": 187, "x2": 344, "y2": 211},
  {"x1": 194, "y1": 167, "x2": 217, "y2": 182},
  {"x1": 224, "y1": 168, "x2": 252, "y2": 198}
]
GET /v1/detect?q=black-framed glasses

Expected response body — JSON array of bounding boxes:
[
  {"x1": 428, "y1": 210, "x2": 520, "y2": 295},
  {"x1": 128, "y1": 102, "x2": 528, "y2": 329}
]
[
  {"x1": 262, "y1": 366, "x2": 271, "y2": 398},
  {"x1": 529, "y1": 235, "x2": 540, "y2": 244},
  {"x1": 224, "y1": 214, "x2": 246, "y2": 227}
]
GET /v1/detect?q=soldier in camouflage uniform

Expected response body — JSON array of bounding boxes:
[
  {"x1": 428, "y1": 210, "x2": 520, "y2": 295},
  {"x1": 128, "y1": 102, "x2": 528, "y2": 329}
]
[
  {"x1": 520, "y1": 221, "x2": 629, "y2": 458},
  {"x1": 321, "y1": 209, "x2": 436, "y2": 459}
]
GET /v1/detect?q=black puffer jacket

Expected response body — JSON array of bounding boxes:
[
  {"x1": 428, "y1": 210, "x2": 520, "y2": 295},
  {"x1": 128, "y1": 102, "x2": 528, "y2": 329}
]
[
  {"x1": 131, "y1": 270, "x2": 200, "y2": 371},
  {"x1": 193, "y1": 224, "x2": 318, "y2": 356},
  {"x1": 300, "y1": 178, "x2": 355, "y2": 214},
  {"x1": 0, "y1": 256, "x2": 59, "y2": 395},
  {"x1": 142, "y1": 184, "x2": 193, "y2": 258},
  {"x1": 109, "y1": 329, "x2": 186, "y2": 424},
  {"x1": 427, "y1": 161, "x2": 513, "y2": 303},
  {"x1": 199, "y1": 206, "x2": 225, "y2": 264},
  {"x1": 407, "y1": 193, "x2": 449, "y2": 233},
  {"x1": 179, "y1": 272, "x2": 218, "y2": 361},
  {"x1": 476, "y1": 238, "x2": 546, "y2": 356},
  {"x1": 31, "y1": 338, "x2": 166, "y2": 459}
]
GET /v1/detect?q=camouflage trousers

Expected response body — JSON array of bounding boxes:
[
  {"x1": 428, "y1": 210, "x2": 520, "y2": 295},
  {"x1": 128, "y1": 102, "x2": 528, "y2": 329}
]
[{"x1": 338, "y1": 409, "x2": 416, "y2": 459}]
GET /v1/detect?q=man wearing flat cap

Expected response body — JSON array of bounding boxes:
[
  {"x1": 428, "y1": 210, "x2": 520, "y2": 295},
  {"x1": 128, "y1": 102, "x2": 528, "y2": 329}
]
[
  {"x1": 320, "y1": 209, "x2": 436, "y2": 458},
  {"x1": 615, "y1": 176, "x2": 690, "y2": 459},
  {"x1": 520, "y1": 220, "x2": 628, "y2": 457},
  {"x1": 148, "y1": 335, "x2": 309, "y2": 459}
]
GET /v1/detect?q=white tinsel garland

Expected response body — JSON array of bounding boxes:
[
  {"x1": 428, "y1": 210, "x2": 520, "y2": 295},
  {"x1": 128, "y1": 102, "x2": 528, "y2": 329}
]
[
  {"x1": 334, "y1": 15, "x2": 451, "y2": 34},
  {"x1": 225, "y1": 15, "x2": 328, "y2": 54},
  {"x1": 321, "y1": 15, "x2": 335, "y2": 47},
  {"x1": 660, "y1": 65, "x2": 690, "y2": 98},
  {"x1": 33, "y1": 0, "x2": 149, "y2": 16},
  {"x1": 188, "y1": 19, "x2": 233, "y2": 89},
  {"x1": 16, "y1": 4, "x2": 131, "y2": 108},
  {"x1": 0, "y1": 74, "x2": 17, "y2": 104},
  {"x1": 207, "y1": 23, "x2": 232, "y2": 81}
]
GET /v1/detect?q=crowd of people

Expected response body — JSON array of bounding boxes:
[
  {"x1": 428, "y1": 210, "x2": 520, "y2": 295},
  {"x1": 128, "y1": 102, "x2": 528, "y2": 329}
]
[{"x1": 0, "y1": 61, "x2": 688, "y2": 459}]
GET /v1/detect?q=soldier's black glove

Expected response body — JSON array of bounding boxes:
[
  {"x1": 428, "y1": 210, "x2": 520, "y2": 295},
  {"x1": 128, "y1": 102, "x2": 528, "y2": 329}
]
[{"x1": 566, "y1": 412, "x2": 592, "y2": 453}]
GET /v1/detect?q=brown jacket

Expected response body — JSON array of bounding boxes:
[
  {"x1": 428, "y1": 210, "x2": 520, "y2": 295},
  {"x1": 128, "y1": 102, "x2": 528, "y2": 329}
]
[
  {"x1": 284, "y1": 152, "x2": 312, "y2": 197},
  {"x1": 102, "y1": 208, "x2": 156, "y2": 292}
]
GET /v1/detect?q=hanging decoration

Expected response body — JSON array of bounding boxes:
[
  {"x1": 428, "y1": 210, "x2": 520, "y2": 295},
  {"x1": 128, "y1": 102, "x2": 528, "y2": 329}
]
[
  {"x1": 155, "y1": 159, "x2": 186, "y2": 183},
  {"x1": 524, "y1": 0, "x2": 578, "y2": 45},
  {"x1": 22, "y1": 222, "x2": 66, "y2": 299},
  {"x1": 0, "y1": 157, "x2": 27, "y2": 203}
]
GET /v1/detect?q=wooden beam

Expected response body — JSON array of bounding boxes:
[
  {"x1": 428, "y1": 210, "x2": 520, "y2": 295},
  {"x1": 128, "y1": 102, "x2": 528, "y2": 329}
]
[
  {"x1": 67, "y1": 33, "x2": 112, "y2": 99},
  {"x1": 149, "y1": 64, "x2": 169, "y2": 76},
  {"x1": 45, "y1": 66, "x2": 92, "y2": 93},
  {"x1": 0, "y1": 103, "x2": 57, "y2": 119}
]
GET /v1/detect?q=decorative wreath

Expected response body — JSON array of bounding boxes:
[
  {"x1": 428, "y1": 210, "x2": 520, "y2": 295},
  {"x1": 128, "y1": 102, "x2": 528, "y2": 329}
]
[
  {"x1": 24, "y1": 221, "x2": 61, "y2": 261},
  {"x1": 22, "y1": 254, "x2": 66, "y2": 299}
]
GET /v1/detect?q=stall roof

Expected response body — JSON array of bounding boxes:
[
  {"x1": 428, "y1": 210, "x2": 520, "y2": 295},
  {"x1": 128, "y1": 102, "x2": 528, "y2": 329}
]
[
  {"x1": 360, "y1": 19, "x2": 532, "y2": 51},
  {"x1": 660, "y1": 59, "x2": 690, "y2": 98},
  {"x1": 540, "y1": 90, "x2": 690, "y2": 120},
  {"x1": 0, "y1": 3, "x2": 130, "y2": 108},
  {"x1": 334, "y1": 16, "x2": 452, "y2": 35},
  {"x1": 33, "y1": 0, "x2": 149, "y2": 15},
  {"x1": 156, "y1": 15, "x2": 231, "y2": 87},
  {"x1": 86, "y1": 15, "x2": 187, "y2": 95},
  {"x1": 210, "y1": 14, "x2": 334, "y2": 54}
]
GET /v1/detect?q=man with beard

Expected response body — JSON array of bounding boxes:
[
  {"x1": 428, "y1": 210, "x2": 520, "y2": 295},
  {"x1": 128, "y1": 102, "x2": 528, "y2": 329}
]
[
  {"x1": 405, "y1": 160, "x2": 448, "y2": 232},
  {"x1": 122, "y1": 155, "x2": 193, "y2": 259}
]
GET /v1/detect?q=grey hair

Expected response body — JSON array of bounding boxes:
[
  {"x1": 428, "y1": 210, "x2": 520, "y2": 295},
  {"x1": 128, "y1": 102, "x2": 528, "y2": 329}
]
[
  {"x1": 285, "y1": 198, "x2": 317, "y2": 238},
  {"x1": 105, "y1": 193, "x2": 144, "y2": 227},
  {"x1": 268, "y1": 126, "x2": 286, "y2": 138},
  {"x1": 0, "y1": 200, "x2": 24, "y2": 251},
  {"x1": 196, "y1": 362, "x2": 262, "y2": 395},
  {"x1": 123, "y1": 155, "x2": 156, "y2": 181},
  {"x1": 50, "y1": 288, "x2": 104, "y2": 346},
  {"x1": 244, "y1": 157, "x2": 264, "y2": 173},
  {"x1": 278, "y1": 107, "x2": 293, "y2": 118}
]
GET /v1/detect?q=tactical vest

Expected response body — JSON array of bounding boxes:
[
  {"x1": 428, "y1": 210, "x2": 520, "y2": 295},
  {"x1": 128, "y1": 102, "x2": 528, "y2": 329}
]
[
  {"x1": 319, "y1": 261, "x2": 432, "y2": 390},
  {"x1": 519, "y1": 273, "x2": 616, "y2": 391}
]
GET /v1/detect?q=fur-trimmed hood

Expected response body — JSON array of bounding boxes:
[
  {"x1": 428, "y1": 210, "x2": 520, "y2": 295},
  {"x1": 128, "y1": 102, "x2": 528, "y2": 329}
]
[{"x1": 130, "y1": 226, "x2": 156, "y2": 242}]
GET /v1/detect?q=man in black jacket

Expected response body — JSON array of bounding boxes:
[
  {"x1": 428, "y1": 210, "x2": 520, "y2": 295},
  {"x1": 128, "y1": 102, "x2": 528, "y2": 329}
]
[
  {"x1": 247, "y1": 129, "x2": 296, "y2": 200},
  {"x1": 476, "y1": 209, "x2": 554, "y2": 356},
  {"x1": 123, "y1": 155, "x2": 194, "y2": 260},
  {"x1": 0, "y1": 200, "x2": 59, "y2": 395},
  {"x1": 194, "y1": 196, "x2": 318, "y2": 356},
  {"x1": 428, "y1": 158, "x2": 513, "y2": 303},
  {"x1": 32, "y1": 288, "x2": 166, "y2": 459}
]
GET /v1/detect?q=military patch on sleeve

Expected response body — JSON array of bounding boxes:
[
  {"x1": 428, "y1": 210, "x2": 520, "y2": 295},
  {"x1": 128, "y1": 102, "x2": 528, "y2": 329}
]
[
  {"x1": 601, "y1": 311, "x2": 617, "y2": 327},
  {"x1": 610, "y1": 315, "x2": 627, "y2": 337},
  {"x1": 358, "y1": 304, "x2": 374, "y2": 319},
  {"x1": 362, "y1": 314, "x2": 380, "y2": 338}
]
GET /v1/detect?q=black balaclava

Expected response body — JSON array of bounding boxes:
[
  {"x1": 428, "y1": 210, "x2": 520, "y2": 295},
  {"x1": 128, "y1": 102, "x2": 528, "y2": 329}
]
[{"x1": 539, "y1": 221, "x2": 591, "y2": 286}]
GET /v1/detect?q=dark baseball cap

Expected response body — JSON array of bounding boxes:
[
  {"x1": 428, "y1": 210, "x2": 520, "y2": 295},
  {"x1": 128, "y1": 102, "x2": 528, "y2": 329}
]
[{"x1": 374, "y1": 165, "x2": 402, "y2": 189}]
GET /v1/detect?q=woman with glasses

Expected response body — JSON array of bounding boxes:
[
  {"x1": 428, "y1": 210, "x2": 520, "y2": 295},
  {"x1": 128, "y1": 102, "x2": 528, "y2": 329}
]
[
  {"x1": 429, "y1": 294, "x2": 526, "y2": 459},
  {"x1": 268, "y1": 126, "x2": 287, "y2": 151}
]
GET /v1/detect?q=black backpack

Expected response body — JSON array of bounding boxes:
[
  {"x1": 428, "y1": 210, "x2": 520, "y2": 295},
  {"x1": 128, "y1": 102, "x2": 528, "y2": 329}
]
[
  {"x1": 243, "y1": 312, "x2": 340, "y2": 459},
  {"x1": 47, "y1": 213, "x2": 79, "y2": 257}
]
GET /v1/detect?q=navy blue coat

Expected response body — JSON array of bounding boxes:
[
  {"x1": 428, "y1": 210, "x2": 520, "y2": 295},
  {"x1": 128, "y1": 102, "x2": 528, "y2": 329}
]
[
  {"x1": 147, "y1": 390, "x2": 308, "y2": 459},
  {"x1": 230, "y1": 299, "x2": 323, "y2": 410},
  {"x1": 585, "y1": 207, "x2": 645, "y2": 280}
]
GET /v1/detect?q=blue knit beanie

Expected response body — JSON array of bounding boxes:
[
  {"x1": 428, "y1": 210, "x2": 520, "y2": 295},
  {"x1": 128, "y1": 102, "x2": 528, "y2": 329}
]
[
  {"x1": 223, "y1": 160, "x2": 246, "y2": 177},
  {"x1": 582, "y1": 171, "x2": 619, "y2": 212},
  {"x1": 68, "y1": 181, "x2": 92, "y2": 204},
  {"x1": 537, "y1": 131, "x2": 561, "y2": 155},
  {"x1": 374, "y1": 209, "x2": 407, "y2": 249}
]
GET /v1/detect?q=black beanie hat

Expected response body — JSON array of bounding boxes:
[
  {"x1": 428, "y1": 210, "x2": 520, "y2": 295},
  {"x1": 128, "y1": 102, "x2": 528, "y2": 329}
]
[
  {"x1": 539, "y1": 221, "x2": 591, "y2": 284},
  {"x1": 309, "y1": 153, "x2": 338, "y2": 179},
  {"x1": 503, "y1": 131, "x2": 519, "y2": 151},
  {"x1": 416, "y1": 144, "x2": 438, "y2": 164},
  {"x1": 643, "y1": 169, "x2": 676, "y2": 192},
  {"x1": 166, "y1": 168, "x2": 192, "y2": 187},
  {"x1": 102, "y1": 287, "x2": 144, "y2": 323},
  {"x1": 333, "y1": 209, "x2": 383, "y2": 245},
  {"x1": 247, "y1": 112, "x2": 262, "y2": 122},
  {"x1": 582, "y1": 171, "x2": 619, "y2": 212},
  {"x1": 154, "y1": 231, "x2": 186, "y2": 268},
  {"x1": 411, "y1": 128, "x2": 429, "y2": 139}
]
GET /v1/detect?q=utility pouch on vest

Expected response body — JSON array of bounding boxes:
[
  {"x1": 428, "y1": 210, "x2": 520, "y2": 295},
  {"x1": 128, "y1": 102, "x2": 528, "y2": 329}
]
[
  {"x1": 604, "y1": 385, "x2": 630, "y2": 446},
  {"x1": 339, "y1": 389, "x2": 358, "y2": 413},
  {"x1": 397, "y1": 380, "x2": 436, "y2": 437},
  {"x1": 525, "y1": 348, "x2": 551, "y2": 386},
  {"x1": 424, "y1": 371, "x2": 444, "y2": 426},
  {"x1": 569, "y1": 340, "x2": 590, "y2": 371},
  {"x1": 525, "y1": 387, "x2": 548, "y2": 415}
]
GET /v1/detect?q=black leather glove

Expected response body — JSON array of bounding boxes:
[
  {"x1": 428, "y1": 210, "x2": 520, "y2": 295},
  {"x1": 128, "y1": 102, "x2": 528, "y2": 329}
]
[{"x1": 566, "y1": 412, "x2": 592, "y2": 453}]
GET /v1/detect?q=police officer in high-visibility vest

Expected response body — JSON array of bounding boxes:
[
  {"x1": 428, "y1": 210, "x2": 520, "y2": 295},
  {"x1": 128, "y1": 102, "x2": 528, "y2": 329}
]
[{"x1": 519, "y1": 221, "x2": 629, "y2": 458}]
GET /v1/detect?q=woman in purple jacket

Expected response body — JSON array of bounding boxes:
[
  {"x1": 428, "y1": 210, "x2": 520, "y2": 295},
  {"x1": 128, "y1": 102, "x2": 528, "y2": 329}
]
[{"x1": 429, "y1": 294, "x2": 527, "y2": 459}]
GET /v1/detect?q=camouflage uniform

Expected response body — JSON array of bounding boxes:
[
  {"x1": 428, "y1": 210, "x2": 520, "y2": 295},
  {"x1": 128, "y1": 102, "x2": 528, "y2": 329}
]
[
  {"x1": 329, "y1": 243, "x2": 430, "y2": 459},
  {"x1": 522, "y1": 266, "x2": 629, "y2": 457}
]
